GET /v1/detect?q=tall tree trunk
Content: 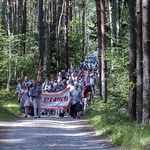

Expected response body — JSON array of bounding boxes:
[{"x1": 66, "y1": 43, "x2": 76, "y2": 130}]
[
  {"x1": 81, "y1": 0, "x2": 85, "y2": 61},
  {"x1": 53, "y1": 0, "x2": 56, "y2": 31},
  {"x1": 0, "y1": 1, "x2": 2, "y2": 21},
  {"x1": 113, "y1": 0, "x2": 120, "y2": 52},
  {"x1": 108, "y1": 0, "x2": 114, "y2": 50},
  {"x1": 38, "y1": 0, "x2": 44, "y2": 67},
  {"x1": 136, "y1": 0, "x2": 143, "y2": 123},
  {"x1": 101, "y1": 0, "x2": 107, "y2": 102},
  {"x1": 128, "y1": 0, "x2": 137, "y2": 121},
  {"x1": 18, "y1": 0, "x2": 23, "y2": 34},
  {"x1": 29, "y1": 0, "x2": 32, "y2": 31},
  {"x1": 22, "y1": 0, "x2": 27, "y2": 54},
  {"x1": 6, "y1": 0, "x2": 12, "y2": 91},
  {"x1": 116, "y1": 0, "x2": 120, "y2": 47},
  {"x1": 56, "y1": 0, "x2": 59, "y2": 75},
  {"x1": 84, "y1": 8, "x2": 88, "y2": 55},
  {"x1": 142, "y1": 0, "x2": 150, "y2": 124},
  {"x1": 108, "y1": 0, "x2": 115, "y2": 71},
  {"x1": 33, "y1": 2, "x2": 38, "y2": 33},
  {"x1": 64, "y1": 0, "x2": 69, "y2": 70},
  {"x1": 95, "y1": 0, "x2": 102, "y2": 98},
  {"x1": 45, "y1": 0, "x2": 51, "y2": 78},
  {"x1": 52, "y1": 0, "x2": 57, "y2": 73},
  {"x1": 30, "y1": 1, "x2": 37, "y2": 33},
  {"x1": 56, "y1": 0, "x2": 65, "y2": 74},
  {"x1": 59, "y1": 1, "x2": 63, "y2": 67},
  {"x1": 69, "y1": 0, "x2": 72, "y2": 21},
  {"x1": 13, "y1": 0, "x2": 17, "y2": 34},
  {"x1": 73, "y1": 0, "x2": 76, "y2": 32}
]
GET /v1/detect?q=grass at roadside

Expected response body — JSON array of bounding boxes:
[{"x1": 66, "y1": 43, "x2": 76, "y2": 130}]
[
  {"x1": 0, "y1": 99, "x2": 20, "y2": 120},
  {"x1": 0, "y1": 90, "x2": 20, "y2": 120},
  {"x1": 84, "y1": 96, "x2": 150, "y2": 150}
]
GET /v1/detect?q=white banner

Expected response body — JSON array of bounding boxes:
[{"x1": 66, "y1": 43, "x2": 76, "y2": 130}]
[{"x1": 41, "y1": 88, "x2": 70, "y2": 110}]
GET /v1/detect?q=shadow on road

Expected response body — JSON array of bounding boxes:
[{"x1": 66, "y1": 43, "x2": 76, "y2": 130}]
[{"x1": 0, "y1": 115, "x2": 125, "y2": 150}]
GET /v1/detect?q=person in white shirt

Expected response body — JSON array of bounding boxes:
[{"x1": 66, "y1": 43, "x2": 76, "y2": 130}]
[
  {"x1": 18, "y1": 83, "x2": 30, "y2": 117},
  {"x1": 71, "y1": 72, "x2": 76, "y2": 82},
  {"x1": 70, "y1": 83, "x2": 82, "y2": 118},
  {"x1": 67, "y1": 79, "x2": 74, "y2": 92},
  {"x1": 90, "y1": 73, "x2": 95, "y2": 93}
]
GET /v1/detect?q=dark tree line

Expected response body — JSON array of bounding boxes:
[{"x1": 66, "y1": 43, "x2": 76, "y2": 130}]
[{"x1": 129, "y1": 0, "x2": 150, "y2": 124}]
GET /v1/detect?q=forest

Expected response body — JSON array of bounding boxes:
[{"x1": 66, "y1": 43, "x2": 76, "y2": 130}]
[{"x1": 0, "y1": 0, "x2": 150, "y2": 133}]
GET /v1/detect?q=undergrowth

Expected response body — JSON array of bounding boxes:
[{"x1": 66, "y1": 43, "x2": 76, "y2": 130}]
[
  {"x1": 84, "y1": 96, "x2": 150, "y2": 150},
  {"x1": 0, "y1": 89, "x2": 20, "y2": 120}
]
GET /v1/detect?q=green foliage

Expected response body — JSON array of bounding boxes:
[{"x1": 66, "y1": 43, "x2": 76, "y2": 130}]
[
  {"x1": 105, "y1": 44, "x2": 130, "y2": 105},
  {"x1": 0, "y1": 89, "x2": 16, "y2": 101},
  {"x1": 0, "y1": 89, "x2": 20, "y2": 120},
  {"x1": 84, "y1": 96, "x2": 150, "y2": 150},
  {"x1": 84, "y1": 3, "x2": 150, "y2": 149},
  {"x1": 0, "y1": 28, "x2": 39, "y2": 88},
  {"x1": 68, "y1": 19, "x2": 83, "y2": 65},
  {"x1": 0, "y1": 100, "x2": 20, "y2": 120},
  {"x1": 105, "y1": 4, "x2": 130, "y2": 106}
]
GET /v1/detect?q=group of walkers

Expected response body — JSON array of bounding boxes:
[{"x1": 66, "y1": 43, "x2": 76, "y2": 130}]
[{"x1": 16, "y1": 59, "x2": 99, "y2": 119}]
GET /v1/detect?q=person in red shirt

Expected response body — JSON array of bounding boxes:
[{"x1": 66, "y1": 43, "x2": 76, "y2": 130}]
[
  {"x1": 82, "y1": 81, "x2": 91, "y2": 99},
  {"x1": 82, "y1": 81, "x2": 91, "y2": 114}
]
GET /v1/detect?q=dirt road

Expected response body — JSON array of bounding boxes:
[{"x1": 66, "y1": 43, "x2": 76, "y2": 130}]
[{"x1": 0, "y1": 115, "x2": 124, "y2": 150}]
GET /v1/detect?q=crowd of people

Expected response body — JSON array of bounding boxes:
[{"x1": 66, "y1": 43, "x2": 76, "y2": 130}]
[{"x1": 16, "y1": 60, "x2": 99, "y2": 119}]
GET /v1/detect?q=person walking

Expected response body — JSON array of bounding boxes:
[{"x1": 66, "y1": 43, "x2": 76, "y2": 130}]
[
  {"x1": 70, "y1": 83, "x2": 82, "y2": 118},
  {"x1": 16, "y1": 78, "x2": 23, "y2": 99},
  {"x1": 16, "y1": 78, "x2": 23, "y2": 112},
  {"x1": 29, "y1": 81, "x2": 38, "y2": 118},
  {"x1": 18, "y1": 83, "x2": 30, "y2": 117},
  {"x1": 82, "y1": 81, "x2": 91, "y2": 114},
  {"x1": 42, "y1": 77, "x2": 54, "y2": 116},
  {"x1": 90, "y1": 73, "x2": 95, "y2": 94},
  {"x1": 18, "y1": 83, "x2": 25, "y2": 114},
  {"x1": 37, "y1": 79, "x2": 42, "y2": 118},
  {"x1": 22, "y1": 83, "x2": 30, "y2": 117},
  {"x1": 53, "y1": 80, "x2": 66, "y2": 117}
]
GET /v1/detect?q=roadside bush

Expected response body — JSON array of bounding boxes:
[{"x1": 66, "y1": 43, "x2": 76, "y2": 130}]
[
  {"x1": 0, "y1": 89, "x2": 16, "y2": 101},
  {"x1": 84, "y1": 96, "x2": 150, "y2": 150}
]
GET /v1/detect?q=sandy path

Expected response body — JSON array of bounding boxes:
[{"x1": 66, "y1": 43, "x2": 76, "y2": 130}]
[{"x1": 0, "y1": 115, "x2": 124, "y2": 150}]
